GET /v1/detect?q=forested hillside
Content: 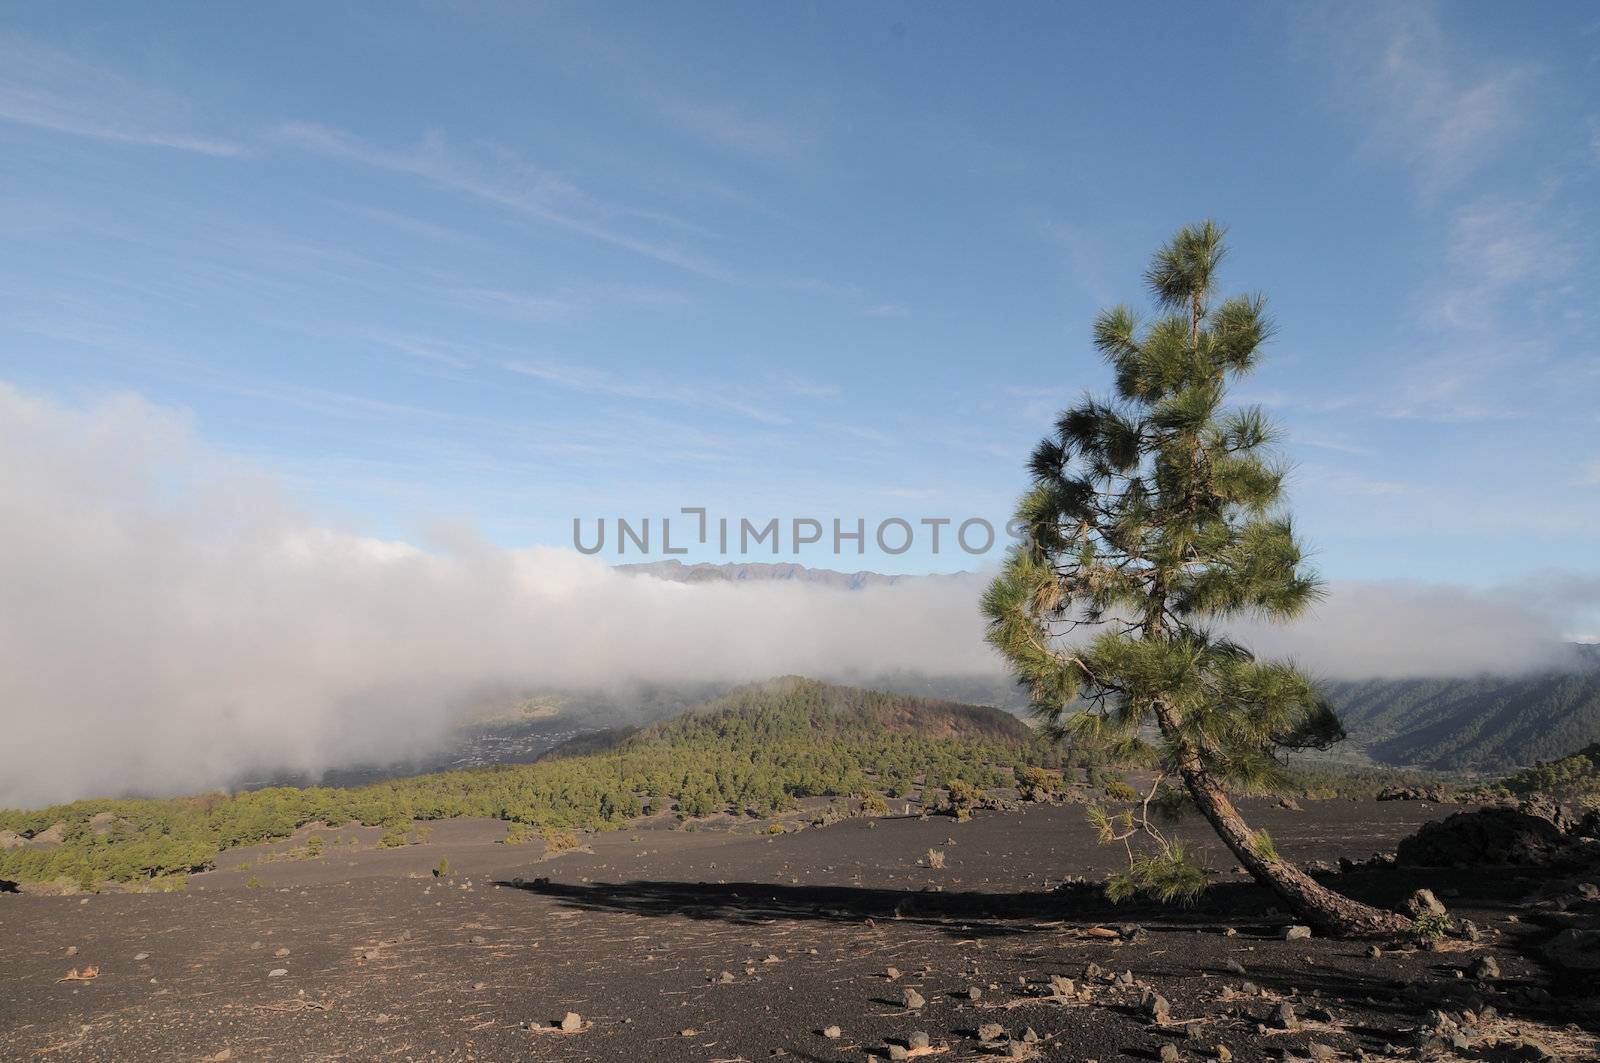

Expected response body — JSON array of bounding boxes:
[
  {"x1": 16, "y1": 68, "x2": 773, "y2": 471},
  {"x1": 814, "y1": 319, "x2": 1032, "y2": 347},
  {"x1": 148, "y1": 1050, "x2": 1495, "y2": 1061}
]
[
  {"x1": 0, "y1": 679, "x2": 1061, "y2": 887},
  {"x1": 1322, "y1": 653, "x2": 1600, "y2": 772}
]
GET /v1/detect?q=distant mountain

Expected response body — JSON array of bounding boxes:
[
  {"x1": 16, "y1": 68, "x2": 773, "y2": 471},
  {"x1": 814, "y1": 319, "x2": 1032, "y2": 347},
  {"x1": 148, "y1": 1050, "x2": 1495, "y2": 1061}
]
[
  {"x1": 1320, "y1": 649, "x2": 1600, "y2": 774},
  {"x1": 543, "y1": 675, "x2": 1031, "y2": 760},
  {"x1": 617, "y1": 559, "x2": 959, "y2": 590}
]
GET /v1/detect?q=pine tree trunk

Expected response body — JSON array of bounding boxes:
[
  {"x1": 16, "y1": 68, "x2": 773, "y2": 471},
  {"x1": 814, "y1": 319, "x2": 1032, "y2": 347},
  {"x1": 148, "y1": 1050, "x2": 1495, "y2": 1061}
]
[{"x1": 1169, "y1": 734, "x2": 1413, "y2": 938}]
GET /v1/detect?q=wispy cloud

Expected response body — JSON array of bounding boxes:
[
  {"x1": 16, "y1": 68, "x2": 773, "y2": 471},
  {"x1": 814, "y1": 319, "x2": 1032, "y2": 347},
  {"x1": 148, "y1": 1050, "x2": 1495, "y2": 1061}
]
[
  {"x1": 782, "y1": 376, "x2": 841, "y2": 400},
  {"x1": 0, "y1": 32, "x2": 243, "y2": 156},
  {"x1": 863, "y1": 303, "x2": 909, "y2": 319},
  {"x1": 1316, "y1": 4, "x2": 1533, "y2": 195},
  {"x1": 1422, "y1": 195, "x2": 1575, "y2": 332},
  {"x1": 273, "y1": 121, "x2": 732, "y2": 280},
  {"x1": 453, "y1": 288, "x2": 573, "y2": 323},
  {"x1": 662, "y1": 100, "x2": 807, "y2": 159},
  {"x1": 502, "y1": 359, "x2": 788, "y2": 425}
]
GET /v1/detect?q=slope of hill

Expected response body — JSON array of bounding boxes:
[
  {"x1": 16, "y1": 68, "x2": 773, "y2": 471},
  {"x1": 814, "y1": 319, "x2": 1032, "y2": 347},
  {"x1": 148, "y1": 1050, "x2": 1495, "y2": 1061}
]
[
  {"x1": 1321, "y1": 654, "x2": 1600, "y2": 772},
  {"x1": 0, "y1": 679, "x2": 1059, "y2": 887}
]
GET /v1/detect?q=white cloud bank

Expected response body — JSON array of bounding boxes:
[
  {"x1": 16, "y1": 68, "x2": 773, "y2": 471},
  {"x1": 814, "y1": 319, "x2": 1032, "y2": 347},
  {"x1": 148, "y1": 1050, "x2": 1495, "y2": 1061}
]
[{"x1": 0, "y1": 382, "x2": 1585, "y2": 807}]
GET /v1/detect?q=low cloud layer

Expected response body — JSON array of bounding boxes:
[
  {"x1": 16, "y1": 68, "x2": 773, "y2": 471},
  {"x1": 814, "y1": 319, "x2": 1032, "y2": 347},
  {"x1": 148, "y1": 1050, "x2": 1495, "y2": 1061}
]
[{"x1": 0, "y1": 382, "x2": 1586, "y2": 807}]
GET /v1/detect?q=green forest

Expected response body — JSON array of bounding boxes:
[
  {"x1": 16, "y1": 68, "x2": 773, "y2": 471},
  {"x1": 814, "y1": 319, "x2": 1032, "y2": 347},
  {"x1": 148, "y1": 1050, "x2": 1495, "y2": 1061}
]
[
  {"x1": 1323, "y1": 650, "x2": 1600, "y2": 771},
  {"x1": 0, "y1": 679, "x2": 1067, "y2": 888}
]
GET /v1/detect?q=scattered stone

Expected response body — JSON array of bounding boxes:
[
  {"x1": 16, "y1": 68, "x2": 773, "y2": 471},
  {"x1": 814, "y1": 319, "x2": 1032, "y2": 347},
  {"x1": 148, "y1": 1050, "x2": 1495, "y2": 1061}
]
[
  {"x1": 1047, "y1": 974, "x2": 1075, "y2": 997},
  {"x1": 133, "y1": 952, "x2": 149, "y2": 961},
  {"x1": 822, "y1": 1025, "x2": 841, "y2": 1039},
  {"x1": 559, "y1": 1012, "x2": 582, "y2": 1033},
  {"x1": 1269, "y1": 1002, "x2": 1299, "y2": 1031},
  {"x1": 718, "y1": 970, "x2": 735, "y2": 983},
  {"x1": 966, "y1": 985, "x2": 982, "y2": 1001},
  {"x1": 1366, "y1": 945, "x2": 1381, "y2": 959},
  {"x1": 1282, "y1": 925, "x2": 1312, "y2": 941},
  {"x1": 267, "y1": 968, "x2": 288, "y2": 978},
  {"x1": 472, "y1": 981, "x2": 488, "y2": 990},
  {"x1": 977, "y1": 1023, "x2": 1004, "y2": 1043},
  {"x1": 902, "y1": 987, "x2": 926, "y2": 1009},
  {"x1": 886, "y1": 1046, "x2": 909, "y2": 1061},
  {"x1": 1306, "y1": 1044, "x2": 1337, "y2": 1061},
  {"x1": 1409, "y1": 889, "x2": 1448, "y2": 917},
  {"x1": 1215, "y1": 1046, "x2": 1232, "y2": 1062},
  {"x1": 250, "y1": 941, "x2": 263, "y2": 950},
  {"x1": 1469, "y1": 956, "x2": 1500, "y2": 980},
  {"x1": 1157, "y1": 1045, "x2": 1180, "y2": 1062},
  {"x1": 1142, "y1": 991, "x2": 1172, "y2": 1024},
  {"x1": 1115, "y1": 969, "x2": 1135, "y2": 986},
  {"x1": 1223, "y1": 959, "x2": 1246, "y2": 975},
  {"x1": 908, "y1": 1031, "x2": 930, "y2": 1050},
  {"x1": 273, "y1": 946, "x2": 290, "y2": 958},
  {"x1": 1222, "y1": 927, "x2": 1237, "y2": 937},
  {"x1": 885, "y1": 966, "x2": 901, "y2": 980},
  {"x1": 1020, "y1": 1027, "x2": 1039, "y2": 1043},
  {"x1": 469, "y1": 935, "x2": 486, "y2": 945}
]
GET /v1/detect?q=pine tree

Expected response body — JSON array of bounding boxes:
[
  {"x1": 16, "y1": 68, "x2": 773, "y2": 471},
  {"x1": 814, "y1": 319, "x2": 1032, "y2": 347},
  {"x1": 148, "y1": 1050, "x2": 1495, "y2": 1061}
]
[{"x1": 983, "y1": 222, "x2": 1412, "y2": 937}]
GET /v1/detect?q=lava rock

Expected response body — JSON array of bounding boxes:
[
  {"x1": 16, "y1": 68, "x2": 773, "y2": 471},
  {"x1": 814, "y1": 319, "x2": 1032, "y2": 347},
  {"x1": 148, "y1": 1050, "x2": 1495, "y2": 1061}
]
[{"x1": 1282, "y1": 925, "x2": 1312, "y2": 941}]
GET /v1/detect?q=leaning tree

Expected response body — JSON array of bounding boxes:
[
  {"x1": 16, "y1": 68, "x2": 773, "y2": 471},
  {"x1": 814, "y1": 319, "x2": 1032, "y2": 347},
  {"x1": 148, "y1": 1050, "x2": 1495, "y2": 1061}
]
[{"x1": 983, "y1": 221, "x2": 1412, "y2": 937}]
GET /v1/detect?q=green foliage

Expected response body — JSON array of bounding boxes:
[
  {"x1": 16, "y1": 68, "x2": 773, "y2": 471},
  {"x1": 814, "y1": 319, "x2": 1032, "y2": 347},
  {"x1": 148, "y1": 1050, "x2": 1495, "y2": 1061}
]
[
  {"x1": 304, "y1": 834, "x2": 324, "y2": 857},
  {"x1": 377, "y1": 822, "x2": 411, "y2": 849},
  {"x1": 542, "y1": 827, "x2": 581, "y2": 853},
  {"x1": 434, "y1": 857, "x2": 450, "y2": 878},
  {"x1": 0, "y1": 679, "x2": 1072, "y2": 885},
  {"x1": 1105, "y1": 839, "x2": 1210, "y2": 906},
  {"x1": 858, "y1": 790, "x2": 890, "y2": 816},
  {"x1": 1102, "y1": 780, "x2": 1139, "y2": 802},
  {"x1": 982, "y1": 222, "x2": 1333, "y2": 788},
  {"x1": 1014, "y1": 765, "x2": 1062, "y2": 801},
  {"x1": 1492, "y1": 742, "x2": 1600, "y2": 802},
  {"x1": 1411, "y1": 909, "x2": 1454, "y2": 944},
  {"x1": 1251, "y1": 828, "x2": 1278, "y2": 862},
  {"x1": 945, "y1": 778, "x2": 986, "y2": 809},
  {"x1": 244, "y1": 874, "x2": 262, "y2": 889},
  {"x1": 502, "y1": 822, "x2": 536, "y2": 846}
]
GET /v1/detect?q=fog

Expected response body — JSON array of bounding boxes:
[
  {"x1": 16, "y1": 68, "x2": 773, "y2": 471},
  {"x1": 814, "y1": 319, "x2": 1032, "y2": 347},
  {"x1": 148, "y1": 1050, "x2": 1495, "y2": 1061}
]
[{"x1": 0, "y1": 382, "x2": 1584, "y2": 807}]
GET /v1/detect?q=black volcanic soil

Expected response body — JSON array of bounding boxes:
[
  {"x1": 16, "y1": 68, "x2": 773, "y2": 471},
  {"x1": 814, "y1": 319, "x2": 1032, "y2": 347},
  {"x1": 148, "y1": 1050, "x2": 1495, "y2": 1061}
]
[{"x1": 2, "y1": 798, "x2": 1596, "y2": 1061}]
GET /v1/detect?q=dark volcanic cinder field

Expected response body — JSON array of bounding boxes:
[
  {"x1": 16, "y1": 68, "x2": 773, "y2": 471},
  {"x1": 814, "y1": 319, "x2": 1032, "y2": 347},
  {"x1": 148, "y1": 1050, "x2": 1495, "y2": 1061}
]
[{"x1": 4, "y1": 798, "x2": 1596, "y2": 1062}]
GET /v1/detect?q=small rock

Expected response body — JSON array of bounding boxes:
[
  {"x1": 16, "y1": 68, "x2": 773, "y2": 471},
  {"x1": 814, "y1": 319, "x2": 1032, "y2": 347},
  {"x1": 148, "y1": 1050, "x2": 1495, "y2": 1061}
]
[
  {"x1": 133, "y1": 952, "x2": 149, "y2": 961},
  {"x1": 908, "y1": 1031, "x2": 930, "y2": 1050},
  {"x1": 273, "y1": 946, "x2": 290, "y2": 958},
  {"x1": 472, "y1": 981, "x2": 488, "y2": 990},
  {"x1": 966, "y1": 986, "x2": 982, "y2": 1000},
  {"x1": 1223, "y1": 927, "x2": 1237, "y2": 937},
  {"x1": 1215, "y1": 1046, "x2": 1233, "y2": 1062},
  {"x1": 977, "y1": 1022, "x2": 1004, "y2": 1043},
  {"x1": 885, "y1": 966, "x2": 901, "y2": 980},
  {"x1": 1223, "y1": 959, "x2": 1246, "y2": 975},
  {"x1": 1143, "y1": 991, "x2": 1172, "y2": 1024},
  {"x1": 1410, "y1": 889, "x2": 1448, "y2": 917},
  {"x1": 250, "y1": 941, "x2": 263, "y2": 950},
  {"x1": 886, "y1": 1046, "x2": 909, "y2": 1062},
  {"x1": 559, "y1": 1012, "x2": 582, "y2": 1033},
  {"x1": 903, "y1": 987, "x2": 926, "y2": 1009},
  {"x1": 64, "y1": 946, "x2": 77, "y2": 957},
  {"x1": 1470, "y1": 956, "x2": 1500, "y2": 979},
  {"x1": 1366, "y1": 945, "x2": 1382, "y2": 959},
  {"x1": 718, "y1": 971, "x2": 735, "y2": 984},
  {"x1": 822, "y1": 1025, "x2": 841, "y2": 1039},
  {"x1": 1159, "y1": 1045, "x2": 1180, "y2": 1063},
  {"x1": 1270, "y1": 1002, "x2": 1299, "y2": 1031},
  {"x1": 1282, "y1": 925, "x2": 1312, "y2": 941},
  {"x1": 1307, "y1": 1044, "x2": 1337, "y2": 1061},
  {"x1": 1020, "y1": 1027, "x2": 1038, "y2": 1043},
  {"x1": 267, "y1": 968, "x2": 288, "y2": 978},
  {"x1": 469, "y1": 935, "x2": 486, "y2": 945}
]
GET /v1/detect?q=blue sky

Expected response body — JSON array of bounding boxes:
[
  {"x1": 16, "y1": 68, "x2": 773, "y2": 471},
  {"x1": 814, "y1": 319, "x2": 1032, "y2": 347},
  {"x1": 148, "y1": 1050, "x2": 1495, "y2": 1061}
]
[{"x1": 3, "y1": 2, "x2": 1598, "y2": 591}]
